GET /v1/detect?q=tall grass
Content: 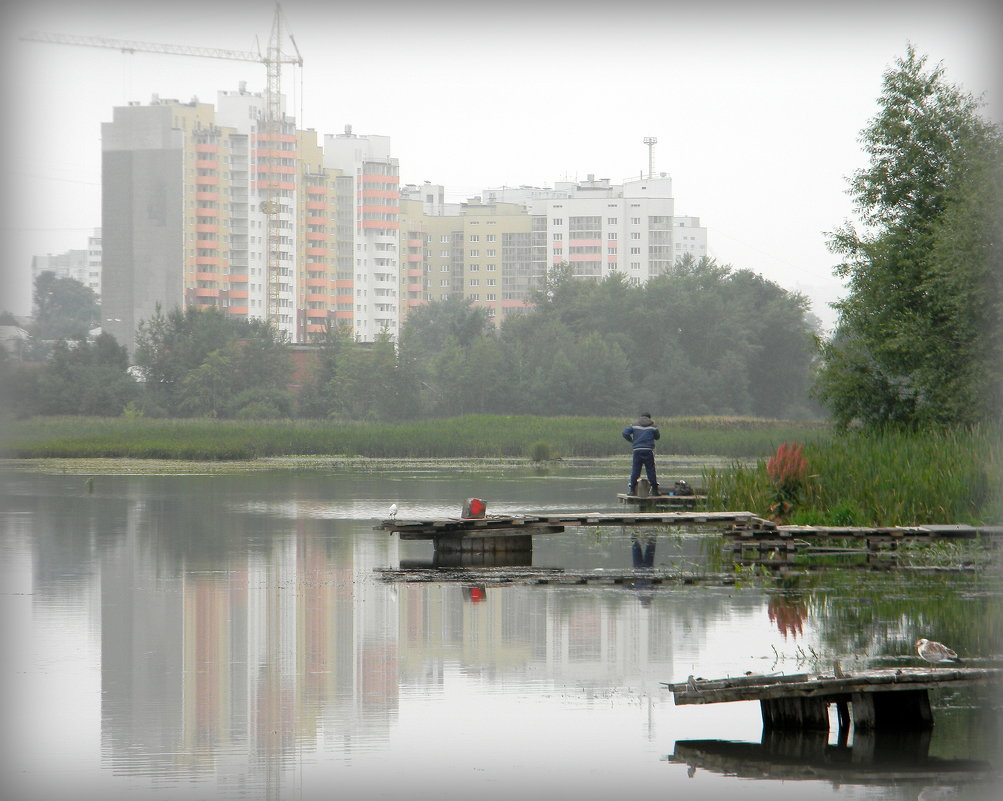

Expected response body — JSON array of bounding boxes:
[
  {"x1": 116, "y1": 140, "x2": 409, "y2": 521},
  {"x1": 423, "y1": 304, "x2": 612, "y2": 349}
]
[
  {"x1": 703, "y1": 425, "x2": 1001, "y2": 525},
  {"x1": 0, "y1": 415, "x2": 828, "y2": 460}
]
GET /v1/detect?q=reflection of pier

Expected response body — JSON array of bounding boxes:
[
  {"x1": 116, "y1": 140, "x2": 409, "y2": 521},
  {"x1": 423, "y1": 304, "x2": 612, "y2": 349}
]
[
  {"x1": 667, "y1": 731, "x2": 994, "y2": 786},
  {"x1": 663, "y1": 668, "x2": 1002, "y2": 732}
]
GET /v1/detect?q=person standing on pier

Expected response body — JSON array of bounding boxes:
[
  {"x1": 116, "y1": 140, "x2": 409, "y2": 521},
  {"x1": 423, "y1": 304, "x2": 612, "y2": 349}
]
[{"x1": 622, "y1": 412, "x2": 661, "y2": 495}]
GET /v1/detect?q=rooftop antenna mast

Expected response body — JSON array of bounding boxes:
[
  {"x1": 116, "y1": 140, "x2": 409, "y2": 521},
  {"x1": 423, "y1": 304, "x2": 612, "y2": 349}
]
[{"x1": 643, "y1": 137, "x2": 658, "y2": 179}]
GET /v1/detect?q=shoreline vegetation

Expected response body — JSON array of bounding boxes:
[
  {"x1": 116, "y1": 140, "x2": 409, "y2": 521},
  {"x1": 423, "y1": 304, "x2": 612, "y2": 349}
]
[{"x1": 1, "y1": 415, "x2": 998, "y2": 527}]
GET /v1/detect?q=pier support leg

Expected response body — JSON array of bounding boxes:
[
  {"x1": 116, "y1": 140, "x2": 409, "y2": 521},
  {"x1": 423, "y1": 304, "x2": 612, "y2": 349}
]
[
  {"x1": 835, "y1": 700, "x2": 851, "y2": 745},
  {"x1": 760, "y1": 697, "x2": 830, "y2": 731},
  {"x1": 434, "y1": 534, "x2": 533, "y2": 566},
  {"x1": 850, "y1": 689, "x2": 933, "y2": 732}
]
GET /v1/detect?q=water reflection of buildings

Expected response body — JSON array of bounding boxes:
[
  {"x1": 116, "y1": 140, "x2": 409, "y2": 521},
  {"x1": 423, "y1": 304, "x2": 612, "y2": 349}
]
[
  {"x1": 97, "y1": 494, "x2": 761, "y2": 790},
  {"x1": 100, "y1": 504, "x2": 400, "y2": 787}
]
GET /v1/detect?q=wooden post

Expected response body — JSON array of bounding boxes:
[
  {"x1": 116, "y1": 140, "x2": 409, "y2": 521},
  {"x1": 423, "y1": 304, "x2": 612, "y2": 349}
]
[
  {"x1": 761, "y1": 696, "x2": 830, "y2": 731},
  {"x1": 851, "y1": 689, "x2": 933, "y2": 731}
]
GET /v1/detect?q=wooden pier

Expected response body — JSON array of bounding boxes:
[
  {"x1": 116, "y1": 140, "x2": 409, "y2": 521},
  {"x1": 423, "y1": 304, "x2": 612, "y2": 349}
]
[
  {"x1": 724, "y1": 522, "x2": 1003, "y2": 560},
  {"x1": 377, "y1": 510, "x2": 760, "y2": 539},
  {"x1": 663, "y1": 667, "x2": 1001, "y2": 732}
]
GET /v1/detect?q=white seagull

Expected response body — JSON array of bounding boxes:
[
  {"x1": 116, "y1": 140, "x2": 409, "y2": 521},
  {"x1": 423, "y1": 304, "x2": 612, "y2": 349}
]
[
  {"x1": 915, "y1": 638, "x2": 962, "y2": 665},
  {"x1": 388, "y1": 503, "x2": 398, "y2": 520}
]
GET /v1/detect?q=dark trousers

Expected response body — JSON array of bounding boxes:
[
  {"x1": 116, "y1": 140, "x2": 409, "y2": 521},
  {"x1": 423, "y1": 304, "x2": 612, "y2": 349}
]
[{"x1": 629, "y1": 449, "x2": 658, "y2": 489}]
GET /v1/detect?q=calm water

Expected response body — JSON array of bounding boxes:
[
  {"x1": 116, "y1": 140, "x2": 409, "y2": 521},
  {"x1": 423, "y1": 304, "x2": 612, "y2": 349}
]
[{"x1": 1, "y1": 461, "x2": 1000, "y2": 801}]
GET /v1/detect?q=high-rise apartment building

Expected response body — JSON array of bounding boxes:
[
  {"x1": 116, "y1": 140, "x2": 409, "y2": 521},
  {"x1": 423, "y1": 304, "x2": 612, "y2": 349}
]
[
  {"x1": 324, "y1": 128, "x2": 401, "y2": 341},
  {"x1": 398, "y1": 192, "x2": 545, "y2": 325},
  {"x1": 101, "y1": 88, "x2": 391, "y2": 353},
  {"x1": 101, "y1": 85, "x2": 704, "y2": 350}
]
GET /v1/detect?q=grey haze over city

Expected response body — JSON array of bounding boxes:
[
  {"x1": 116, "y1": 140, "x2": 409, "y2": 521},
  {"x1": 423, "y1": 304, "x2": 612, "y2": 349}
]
[{"x1": 2, "y1": 0, "x2": 1001, "y2": 333}]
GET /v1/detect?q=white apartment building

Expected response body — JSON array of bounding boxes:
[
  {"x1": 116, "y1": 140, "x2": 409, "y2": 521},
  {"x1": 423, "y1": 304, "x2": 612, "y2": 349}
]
[
  {"x1": 485, "y1": 174, "x2": 708, "y2": 284},
  {"x1": 324, "y1": 128, "x2": 401, "y2": 341}
]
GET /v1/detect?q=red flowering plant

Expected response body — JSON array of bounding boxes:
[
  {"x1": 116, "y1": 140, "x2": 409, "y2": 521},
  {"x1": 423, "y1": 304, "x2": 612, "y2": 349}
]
[{"x1": 765, "y1": 441, "x2": 808, "y2": 522}]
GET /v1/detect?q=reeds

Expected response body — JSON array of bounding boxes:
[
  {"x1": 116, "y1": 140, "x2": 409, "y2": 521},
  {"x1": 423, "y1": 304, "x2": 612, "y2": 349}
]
[
  {"x1": 0, "y1": 415, "x2": 827, "y2": 460},
  {"x1": 704, "y1": 425, "x2": 1000, "y2": 525}
]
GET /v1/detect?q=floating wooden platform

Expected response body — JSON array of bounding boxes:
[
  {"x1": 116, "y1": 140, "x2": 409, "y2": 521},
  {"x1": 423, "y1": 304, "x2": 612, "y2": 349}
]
[
  {"x1": 377, "y1": 510, "x2": 761, "y2": 539},
  {"x1": 617, "y1": 493, "x2": 707, "y2": 508},
  {"x1": 726, "y1": 522, "x2": 1003, "y2": 546},
  {"x1": 663, "y1": 667, "x2": 1002, "y2": 732}
]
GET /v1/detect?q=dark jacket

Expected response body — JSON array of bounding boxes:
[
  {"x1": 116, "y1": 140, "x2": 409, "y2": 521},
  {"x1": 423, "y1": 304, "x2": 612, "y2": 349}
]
[{"x1": 622, "y1": 415, "x2": 660, "y2": 451}]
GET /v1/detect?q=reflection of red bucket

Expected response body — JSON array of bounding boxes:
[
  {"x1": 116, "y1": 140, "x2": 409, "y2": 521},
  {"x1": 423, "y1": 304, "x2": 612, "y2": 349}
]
[{"x1": 466, "y1": 586, "x2": 486, "y2": 603}]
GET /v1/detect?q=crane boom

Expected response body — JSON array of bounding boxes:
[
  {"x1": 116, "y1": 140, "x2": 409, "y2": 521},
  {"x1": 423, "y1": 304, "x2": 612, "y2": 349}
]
[{"x1": 22, "y1": 31, "x2": 263, "y2": 63}]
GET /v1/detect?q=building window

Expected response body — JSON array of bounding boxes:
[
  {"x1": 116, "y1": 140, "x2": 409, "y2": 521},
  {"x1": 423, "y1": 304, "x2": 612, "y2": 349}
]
[
  {"x1": 630, "y1": 247, "x2": 641, "y2": 254},
  {"x1": 469, "y1": 249, "x2": 479, "y2": 257},
  {"x1": 469, "y1": 279, "x2": 479, "y2": 286},
  {"x1": 607, "y1": 217, "x2": 618, "y2": 225},
  {"x1": 469, "y1": 234, "x2": 479, "y2": 242},
  {"x1": 631, "y1": 232, "x2": 641, "y2": 239},
  {"x1": 608, "y1": 247, "x2": 617, "y2": 255},
  {"x1": 440, "y1": 235, "x2": 449, "y2": 243},
  {"x1": 486, "y1": 234, "x2": 496, "y2": 242},
  {"x1": 487, "y1": 264, "x2": 496, "y2": 271},
  {"x1": 553, "y1": 233, "x2": 563, "y2": 241},
  {"x1": 631, "y1": 217, "x2": 641, "y2": 225},
  {"x1": 440, "y1": 279, "x2": 449, "y2": 287},
  {"x1": 553, "y1": 218, "x2": 563, "y2": 225},
  {"x1": 608, "y1": 232, "x2": 617, "y2": 240},
  {"x1": 486, "y1": 249, "x2": 496, "y2": 257}
]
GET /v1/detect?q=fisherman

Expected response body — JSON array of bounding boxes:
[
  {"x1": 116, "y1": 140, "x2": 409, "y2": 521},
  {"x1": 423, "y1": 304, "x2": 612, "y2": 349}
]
[{"x1": 622, "y1": 412, "x2": 660, "y2": 496}]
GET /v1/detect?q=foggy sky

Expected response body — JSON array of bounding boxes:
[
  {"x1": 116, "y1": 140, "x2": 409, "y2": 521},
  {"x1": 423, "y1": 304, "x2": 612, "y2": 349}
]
[{"x1": 2, "y1": 0, "x2": 1001, "y2": 332}]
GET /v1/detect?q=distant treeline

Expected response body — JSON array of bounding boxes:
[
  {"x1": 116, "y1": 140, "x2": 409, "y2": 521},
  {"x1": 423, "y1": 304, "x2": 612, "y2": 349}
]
[{"x1": 0, "y1": 258, "x2": 821, "y2": 421}]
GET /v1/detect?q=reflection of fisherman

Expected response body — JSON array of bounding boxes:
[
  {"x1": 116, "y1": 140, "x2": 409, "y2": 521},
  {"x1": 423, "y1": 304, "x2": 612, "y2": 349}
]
[
  {"x1": 622, "y1": 413, "x2": 660, "y2": 496},
  {"x1": 629, "y1": 534, "x2": 657, "y2": 608},
  {"x1": 631, "y1": 534, "x2": 656, "y2": 568}
]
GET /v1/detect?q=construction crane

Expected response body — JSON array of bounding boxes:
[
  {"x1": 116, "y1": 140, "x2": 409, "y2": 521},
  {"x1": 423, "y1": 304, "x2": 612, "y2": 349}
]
[{"x1": 23, "y1": 2, "x2": 303, "y2": 329}]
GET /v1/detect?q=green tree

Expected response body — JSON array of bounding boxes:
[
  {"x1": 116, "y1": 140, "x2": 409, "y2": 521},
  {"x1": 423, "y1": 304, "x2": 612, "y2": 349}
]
[
  {"x1": 816, "y1": 45, "x2": 1003, "y2": 427},
  {"x1": 133, "y1": 306, "x2": 291, "y2": 417},
  {"x1": 35, "y1": 332, "x2": 138, "y2": 416},
  {"x1": 297, "y1": 323, "x2": 353, "y2": 418},
  {"x1": 32, "y1": 272, "x2": 99, "y2": 341}
]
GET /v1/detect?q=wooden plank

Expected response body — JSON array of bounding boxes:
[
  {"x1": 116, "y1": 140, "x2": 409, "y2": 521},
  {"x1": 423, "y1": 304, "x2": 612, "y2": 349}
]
[{"x1": 664, "y1": 668, "x2": 1001, "y2": 706}]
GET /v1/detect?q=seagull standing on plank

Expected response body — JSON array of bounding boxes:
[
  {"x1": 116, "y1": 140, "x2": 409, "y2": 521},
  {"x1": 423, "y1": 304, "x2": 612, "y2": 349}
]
[
  {"x1": 915, "y1": 638, "x2": 962, "y2": 665},
  {"x1": 388, "y1": 503, "x2": 398, "y2": 520}
]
